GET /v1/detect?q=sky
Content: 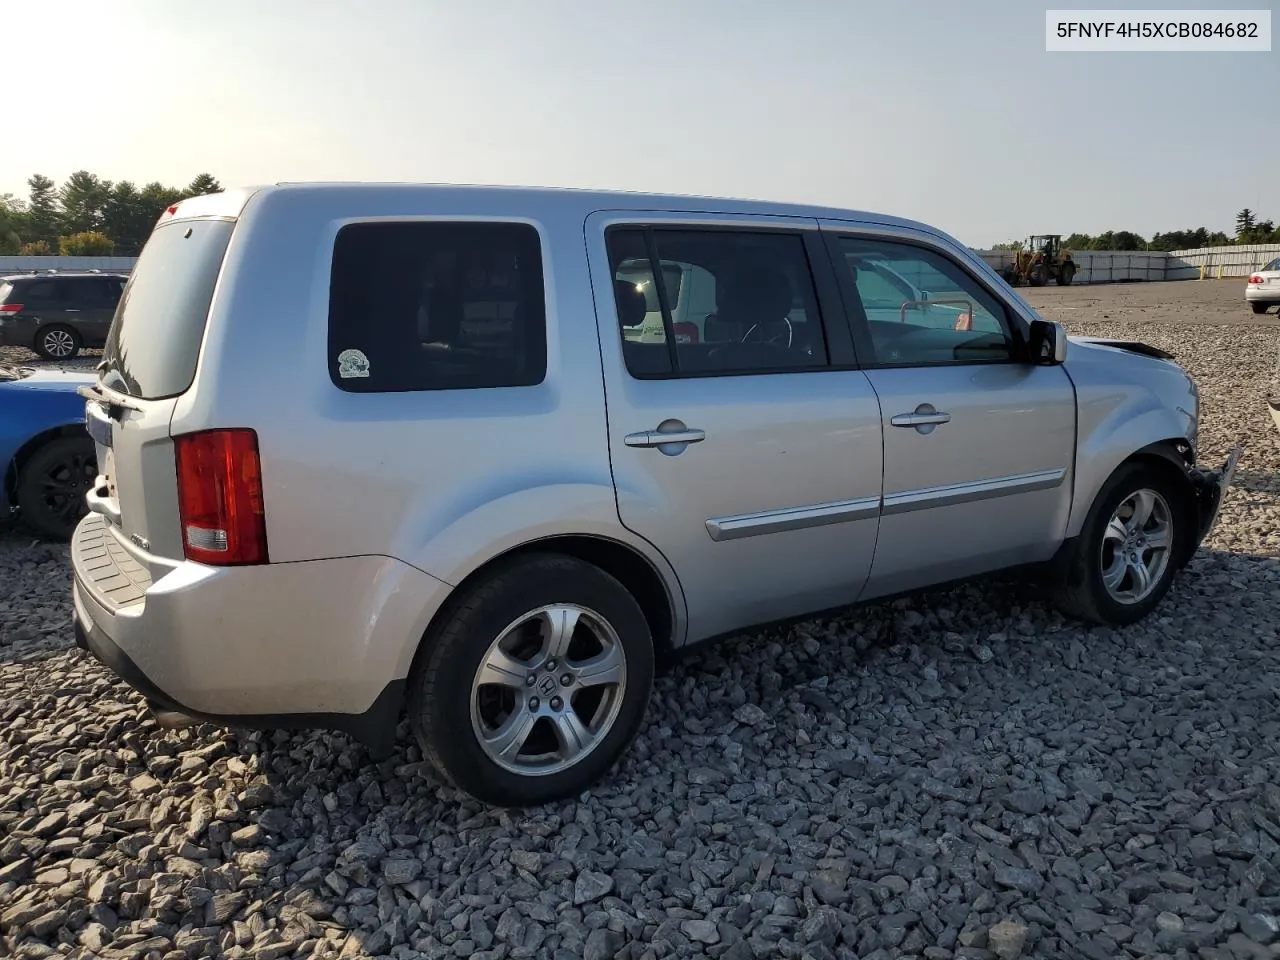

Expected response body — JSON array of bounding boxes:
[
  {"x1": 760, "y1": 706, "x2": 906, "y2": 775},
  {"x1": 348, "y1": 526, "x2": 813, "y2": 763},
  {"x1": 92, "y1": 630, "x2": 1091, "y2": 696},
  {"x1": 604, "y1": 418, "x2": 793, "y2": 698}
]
[{"x1": 3, "y1": 0, "x2": 1277, "y2": 247}]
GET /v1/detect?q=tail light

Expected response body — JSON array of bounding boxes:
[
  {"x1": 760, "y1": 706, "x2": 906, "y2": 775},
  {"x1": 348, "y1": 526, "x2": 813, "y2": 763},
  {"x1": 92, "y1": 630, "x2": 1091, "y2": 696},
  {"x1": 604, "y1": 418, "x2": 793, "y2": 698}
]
[
  {"x1": 173, "y1": 429, "x2": 269, "y2": 565},
  {"x1": 0, "y1": 303, "x2": 24, "y2": 315},
  {"x1": 1249, "y1": 275, "x2": 1264, "y2": 284}
]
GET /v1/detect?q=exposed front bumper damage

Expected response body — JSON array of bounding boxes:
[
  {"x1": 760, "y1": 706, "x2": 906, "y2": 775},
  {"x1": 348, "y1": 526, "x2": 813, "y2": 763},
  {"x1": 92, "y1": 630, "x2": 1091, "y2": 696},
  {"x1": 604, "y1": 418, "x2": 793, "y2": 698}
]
[{"x1": 1188, "y1": 444, "x2": 1242, "y2": 548}]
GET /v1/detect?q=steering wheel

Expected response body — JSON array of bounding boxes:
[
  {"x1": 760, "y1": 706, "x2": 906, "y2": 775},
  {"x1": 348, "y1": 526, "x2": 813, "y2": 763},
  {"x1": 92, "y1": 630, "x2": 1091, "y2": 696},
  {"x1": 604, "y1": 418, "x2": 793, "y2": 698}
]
[{"x1": 740, "y1": 318, "x2": 794, "y2": 349}]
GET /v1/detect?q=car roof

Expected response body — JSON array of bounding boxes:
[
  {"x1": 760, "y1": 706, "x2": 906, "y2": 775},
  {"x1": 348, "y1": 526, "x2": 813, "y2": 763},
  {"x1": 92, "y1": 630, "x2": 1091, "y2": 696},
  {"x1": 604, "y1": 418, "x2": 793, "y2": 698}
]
[
  {"x1": 271, "y1": 181, "x2": 936, "y2": 228},
  {"x1": 166, "y1": 181, "x2": 958, "y2": 246}
]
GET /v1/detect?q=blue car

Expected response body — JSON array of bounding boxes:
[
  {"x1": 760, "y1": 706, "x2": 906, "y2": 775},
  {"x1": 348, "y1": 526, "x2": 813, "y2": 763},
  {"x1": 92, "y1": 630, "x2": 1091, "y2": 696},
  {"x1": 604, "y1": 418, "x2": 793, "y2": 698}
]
[{"x1": 1, "y1": 363, "x2": 97, "y2": 539}]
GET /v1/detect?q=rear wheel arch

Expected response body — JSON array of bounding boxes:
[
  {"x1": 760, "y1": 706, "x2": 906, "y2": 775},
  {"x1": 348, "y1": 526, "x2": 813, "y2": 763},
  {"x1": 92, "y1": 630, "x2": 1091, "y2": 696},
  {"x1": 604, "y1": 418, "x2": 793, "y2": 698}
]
[{"x1": 410, "y1": 535, "x2": 680, "y2": 681}]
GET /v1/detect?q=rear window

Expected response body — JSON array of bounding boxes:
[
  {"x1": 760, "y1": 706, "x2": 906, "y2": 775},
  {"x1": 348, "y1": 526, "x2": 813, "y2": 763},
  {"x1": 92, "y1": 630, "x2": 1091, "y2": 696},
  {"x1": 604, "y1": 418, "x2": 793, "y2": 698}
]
[
  {"x1": 100, "y1": 219, "x2": 233, "y2": 399},
  {"x1": 327, "y1": 220, "x2": 546, "y2": 392}
]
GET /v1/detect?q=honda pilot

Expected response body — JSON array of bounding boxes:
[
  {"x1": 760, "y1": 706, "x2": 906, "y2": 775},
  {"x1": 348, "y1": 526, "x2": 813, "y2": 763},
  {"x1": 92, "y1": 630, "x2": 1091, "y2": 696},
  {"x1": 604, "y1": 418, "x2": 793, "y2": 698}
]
[{"x1": 71, "y1": 184, "x2": 1239, "y2": 807}]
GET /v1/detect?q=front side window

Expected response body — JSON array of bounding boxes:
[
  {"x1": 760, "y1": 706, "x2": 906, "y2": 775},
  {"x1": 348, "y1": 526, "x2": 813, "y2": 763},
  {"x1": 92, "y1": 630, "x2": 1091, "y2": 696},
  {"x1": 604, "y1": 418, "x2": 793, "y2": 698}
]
[
  {"x1": 606, "y1": 226, "x2": 830, "y2": 377},
  {"x1": 838, "y1": 237, "x2": 1017, "y2": 366},
  {"x1": 328, "y1": 221, "x2": 546, "y2": 393}
]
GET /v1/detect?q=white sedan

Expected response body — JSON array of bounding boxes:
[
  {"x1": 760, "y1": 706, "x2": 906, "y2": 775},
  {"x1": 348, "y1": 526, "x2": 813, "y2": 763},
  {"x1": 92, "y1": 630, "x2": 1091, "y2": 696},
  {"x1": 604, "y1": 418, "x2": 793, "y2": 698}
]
[{"x1": 1247, "y1": 256, "x2": 1280, "y2": 314}]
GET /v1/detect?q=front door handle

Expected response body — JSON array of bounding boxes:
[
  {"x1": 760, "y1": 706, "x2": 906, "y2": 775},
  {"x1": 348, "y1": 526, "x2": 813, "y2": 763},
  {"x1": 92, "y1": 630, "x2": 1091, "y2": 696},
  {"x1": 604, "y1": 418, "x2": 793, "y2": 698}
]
[
  {"x1": 891, "y1": 412, "x2": 951, "y2": 427},
  {"x1": 891, "y1": 403, "x2": 951, "y2": 434},
  {"x1": 625, "y1": 427, "x2": 706, "y2": 448}
]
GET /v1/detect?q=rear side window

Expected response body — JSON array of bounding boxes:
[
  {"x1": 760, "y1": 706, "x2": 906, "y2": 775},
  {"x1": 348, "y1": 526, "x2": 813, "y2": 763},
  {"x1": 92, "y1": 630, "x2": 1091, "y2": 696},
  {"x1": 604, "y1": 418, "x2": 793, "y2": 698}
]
[
  {"x1": 23, "y1": 280, "x2": 60, "y2": 301},
  {"x1": 100, "y1": 220, "x2": 234, "y2": 399},
  {"x1": 328, "y1": 221, "x2": 546, "y2": 393}
]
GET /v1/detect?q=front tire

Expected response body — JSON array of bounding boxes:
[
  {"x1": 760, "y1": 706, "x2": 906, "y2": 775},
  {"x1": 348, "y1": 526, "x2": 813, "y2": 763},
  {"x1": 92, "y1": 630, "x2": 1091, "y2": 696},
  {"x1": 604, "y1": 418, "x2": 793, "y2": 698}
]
[
  {"x1": 408, "y1": 553, "x2": 655, "y2": 807},
  {"x1": 1057, "y1": 263, "x2": 1075, "y2": 285},
  {"x1": 1049, "y1": 460, "x2": 1190, "y2": 626},
  {"x1": 16, "y1": 435, "x2": 96, "y2": 539},
  {"x1": 34, "y1": 325, "x2": 82, "y2": 360}
]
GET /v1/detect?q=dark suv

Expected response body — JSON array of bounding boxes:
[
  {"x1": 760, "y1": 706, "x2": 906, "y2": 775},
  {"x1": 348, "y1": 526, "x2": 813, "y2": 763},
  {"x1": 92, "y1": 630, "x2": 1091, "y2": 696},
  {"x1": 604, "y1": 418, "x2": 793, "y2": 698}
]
[{"x1": 0, "y1": 271, "x2": 128, "y2": 359}]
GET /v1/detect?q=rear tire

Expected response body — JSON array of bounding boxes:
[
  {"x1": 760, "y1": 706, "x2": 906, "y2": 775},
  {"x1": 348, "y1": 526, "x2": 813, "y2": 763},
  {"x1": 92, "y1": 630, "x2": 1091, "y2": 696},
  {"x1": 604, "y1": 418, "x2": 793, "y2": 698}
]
[
  {"x1": 34, "y1": 325, "x2": 81, "y2": 360},
  {"x1": 16, "y1": 435, "x2": 96, "y2": 540},
  {"x1": 408, "y1": 553, "x2": 654, "y2": 807},
  {"x1": 1252, "y1": 301, "x2": 1270, "y2": 315},
  {"x1": 1029, "y1": 264, "x2": 1049, "y2": 287},
  {"x1": 1049, "y1": 460, "x2": 1190, "y2": 626}
]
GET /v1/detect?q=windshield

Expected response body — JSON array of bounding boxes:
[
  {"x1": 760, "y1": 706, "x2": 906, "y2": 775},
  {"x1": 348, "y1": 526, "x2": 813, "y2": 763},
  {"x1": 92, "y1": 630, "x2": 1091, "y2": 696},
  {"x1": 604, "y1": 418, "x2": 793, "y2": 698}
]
[{"x1": 100, "y1": 219, "x2": 234, "y2": 399}]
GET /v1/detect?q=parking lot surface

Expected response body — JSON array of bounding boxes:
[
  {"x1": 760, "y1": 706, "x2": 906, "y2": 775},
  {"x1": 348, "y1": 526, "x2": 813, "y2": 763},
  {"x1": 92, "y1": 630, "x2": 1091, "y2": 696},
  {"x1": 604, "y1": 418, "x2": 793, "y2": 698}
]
[{"x1": 1, "y1": 279, "x2": 1279, "y2": 959}]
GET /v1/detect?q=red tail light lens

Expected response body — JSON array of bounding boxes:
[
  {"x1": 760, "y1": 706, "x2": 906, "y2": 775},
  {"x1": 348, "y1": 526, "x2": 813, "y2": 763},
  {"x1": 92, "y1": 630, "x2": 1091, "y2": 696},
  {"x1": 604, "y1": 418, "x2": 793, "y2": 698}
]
[
  {"x1": 173, "y1": 429, "x2": 269, "y2": 565},
  {"x1": 0, "y1": 303, "x2": 24, "y2": 314},
  {"x1": 1249, "y1": 275, "x2": 1263, "y2": 284}
]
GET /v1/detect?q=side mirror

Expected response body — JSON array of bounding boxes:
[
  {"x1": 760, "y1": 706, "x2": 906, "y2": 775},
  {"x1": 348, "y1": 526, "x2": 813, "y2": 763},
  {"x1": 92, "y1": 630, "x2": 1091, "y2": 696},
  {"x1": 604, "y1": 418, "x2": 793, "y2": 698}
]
[{"x1": 1028, "y1": 319, "x2": 1068, "y2": 365}]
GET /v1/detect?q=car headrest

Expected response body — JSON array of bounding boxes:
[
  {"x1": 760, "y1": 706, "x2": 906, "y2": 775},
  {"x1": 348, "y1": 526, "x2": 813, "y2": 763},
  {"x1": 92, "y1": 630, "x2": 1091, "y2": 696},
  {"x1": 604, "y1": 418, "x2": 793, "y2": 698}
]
[
  {"x1": 424, "y1": 288, "x2": 465, "y2": 342},
  {"x1": 614, "y1": 279, "x2": 648, "y2": 327}
]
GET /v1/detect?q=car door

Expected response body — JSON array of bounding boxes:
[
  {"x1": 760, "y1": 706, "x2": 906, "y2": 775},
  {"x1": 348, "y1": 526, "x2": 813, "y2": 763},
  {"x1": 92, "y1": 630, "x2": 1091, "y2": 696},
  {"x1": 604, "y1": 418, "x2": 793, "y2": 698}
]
[
  {"x1": 587, "y1": 212, "x2": 884, "y2": 644},
  {"x1": 822, "y1": 223, "x2": 1077, "y2": 599},
  {"x1": 78, "y1": 276, "x2": 123, "y2": 347}
]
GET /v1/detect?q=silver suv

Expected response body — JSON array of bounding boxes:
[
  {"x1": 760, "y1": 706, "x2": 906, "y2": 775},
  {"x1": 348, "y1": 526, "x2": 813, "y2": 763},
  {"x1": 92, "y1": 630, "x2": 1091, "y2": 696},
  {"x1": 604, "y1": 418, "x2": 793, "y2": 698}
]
[{"x1": 71, "y1": 184, "x2": 1240, "y2": 807}]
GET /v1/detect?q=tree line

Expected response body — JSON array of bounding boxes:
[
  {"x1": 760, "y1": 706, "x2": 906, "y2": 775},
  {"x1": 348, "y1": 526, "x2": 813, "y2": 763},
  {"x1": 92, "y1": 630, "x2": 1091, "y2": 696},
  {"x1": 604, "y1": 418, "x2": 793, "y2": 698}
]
[
  {"x1": 0, "y1": 172, "x2": 223, "y2": 257},
  {"x1": 991, "y1": 208, "x2": 1280, "y2": 252}
]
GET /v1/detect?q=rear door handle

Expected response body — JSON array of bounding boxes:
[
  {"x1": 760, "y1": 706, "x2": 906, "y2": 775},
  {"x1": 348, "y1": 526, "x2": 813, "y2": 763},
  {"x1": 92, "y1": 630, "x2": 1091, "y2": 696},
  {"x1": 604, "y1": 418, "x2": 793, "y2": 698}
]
[
  {"x1": 65, "y1": 309, "x2": 81, "y2": 313},
  {"x1": 624, "y1": 427, "x2": 706, "y2": 448},
  {"x1": 891, "y1": 412, "x2": 951, "y2": 427}
]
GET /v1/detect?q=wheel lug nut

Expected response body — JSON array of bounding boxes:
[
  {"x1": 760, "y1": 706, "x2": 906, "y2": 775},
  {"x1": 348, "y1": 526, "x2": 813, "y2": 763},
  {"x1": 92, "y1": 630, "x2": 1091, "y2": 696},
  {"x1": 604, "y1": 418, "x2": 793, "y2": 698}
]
[
  {"x1": 529, "y1": 697, "x2": 540, "y2": 710},
  {"x1": 545, "y1": 659, "x2": 557, "y2": 671},
  {"x1": 526, "y1": 674, "x2": 536, "y2": 686},
  {"x1": 550, "y1": 697, "x2": 563, "y2": 711},
  {"x1": 561, "y1": 673, "x2": 573, "y2": 686}
]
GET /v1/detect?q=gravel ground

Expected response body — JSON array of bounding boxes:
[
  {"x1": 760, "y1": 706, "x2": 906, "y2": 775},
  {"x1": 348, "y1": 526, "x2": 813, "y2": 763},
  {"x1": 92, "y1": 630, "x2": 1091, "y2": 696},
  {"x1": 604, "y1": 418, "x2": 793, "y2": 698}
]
[{"x1": 2, "y1": 282, "x2": 1280, "y2": 960}]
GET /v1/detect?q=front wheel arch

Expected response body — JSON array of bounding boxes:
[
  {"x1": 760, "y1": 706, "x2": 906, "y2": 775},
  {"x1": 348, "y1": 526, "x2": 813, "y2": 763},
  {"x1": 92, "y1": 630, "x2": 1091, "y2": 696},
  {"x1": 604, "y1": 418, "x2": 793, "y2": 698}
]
[{"x1": 1048, "y1": 455, "x2": 1195, "y2": 625}]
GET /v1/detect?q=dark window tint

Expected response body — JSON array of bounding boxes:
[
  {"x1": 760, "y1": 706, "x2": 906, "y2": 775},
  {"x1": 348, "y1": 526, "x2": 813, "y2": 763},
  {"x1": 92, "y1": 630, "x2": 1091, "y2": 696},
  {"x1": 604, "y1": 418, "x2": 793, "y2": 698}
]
[
  {"x1": 838, "y1": 237, "x2": 1016, "y2": 366},
  {"x1": 100, "y1": 220, "x2": 234, "y2": 399},
  {"x1": 328, "y1": 221, "x2": 546, "y2": 393},
  {"x1": 22, "y1": 280, "x2": 59, "y2": 301},
  {"x1": 606, "y1": 227, "x2": 829, "y2": 377},
  {"x1": 64, "y1": 277, "x2": 118, "y2": 306}
]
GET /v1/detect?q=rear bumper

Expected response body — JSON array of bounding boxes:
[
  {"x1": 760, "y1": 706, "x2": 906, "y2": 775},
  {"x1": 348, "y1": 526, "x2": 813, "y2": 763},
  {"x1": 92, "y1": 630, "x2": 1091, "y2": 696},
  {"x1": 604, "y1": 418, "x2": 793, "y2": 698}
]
[
  {"x1": 70, "y1": 512, "x2": 454, "y2": 756},
  {"x1": 72, "y1": 601, "x2": 404, "y2": 757},
  {"x1": 1245, "y1": 285, "x2": 1279, "y2": 303}
]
